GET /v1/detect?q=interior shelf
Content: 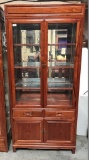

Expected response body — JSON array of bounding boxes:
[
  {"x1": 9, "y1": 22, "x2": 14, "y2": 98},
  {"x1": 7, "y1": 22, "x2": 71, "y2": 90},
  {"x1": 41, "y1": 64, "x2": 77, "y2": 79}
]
[
  {"x1": 48, "y1": 62, "x2": 74, "y2": 68},
  {"x1": 15, "y1": 78, "x2": 73, "y2": 90},
  {"x1": 14, "y1": 43, "x2": 40, "y2": 46},
  {"x1": 15, "y1": 62, "x2": 40, "y2": 68},
  {"x1": 14, "y1": 43, "x2": 75, "y2": 46},
  {"x1": 16, "y1": 92, "x2": 72, "y2": 106},
  {"x1": 47, "y1": 93, "x2": 72, "y2": 106},
  {"x1": 16, "y1": 93, "x2": 41, "y2": 105},
  {"x1": 48, "y1": 43, "x2": 75, "y2": 46},
  {"x1": 14, "y1": 62, "x2": 74, "y2": 68}
]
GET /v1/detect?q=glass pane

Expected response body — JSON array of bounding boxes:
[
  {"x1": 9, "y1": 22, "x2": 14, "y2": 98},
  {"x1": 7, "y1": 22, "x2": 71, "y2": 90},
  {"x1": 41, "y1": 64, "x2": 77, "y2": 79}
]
[
  {"x1": 47, "y1": 23, "x2": 76, "y2": 106},
  {"x1": 13, "y1": 23, "x2": 41, "y2": 105}
]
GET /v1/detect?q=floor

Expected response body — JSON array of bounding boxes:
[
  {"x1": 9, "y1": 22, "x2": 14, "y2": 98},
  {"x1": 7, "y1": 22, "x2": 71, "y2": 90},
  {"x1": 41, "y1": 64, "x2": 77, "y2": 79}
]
[{"x1": 0, "y1": 136, "x2": 88, "y2": 160}]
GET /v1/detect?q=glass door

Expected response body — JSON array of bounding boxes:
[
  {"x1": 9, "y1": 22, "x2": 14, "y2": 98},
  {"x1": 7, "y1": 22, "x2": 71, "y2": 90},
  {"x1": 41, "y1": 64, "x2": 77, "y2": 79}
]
[
  {"x1": 12, "y1": 21, "x2": 77, "y2": 108},
  {"x1": 12, "y1": 23, "x2": 42, "y2": 106},
  {"x1": 46, "y1": 22, "x2": 77, "y2": 107}
]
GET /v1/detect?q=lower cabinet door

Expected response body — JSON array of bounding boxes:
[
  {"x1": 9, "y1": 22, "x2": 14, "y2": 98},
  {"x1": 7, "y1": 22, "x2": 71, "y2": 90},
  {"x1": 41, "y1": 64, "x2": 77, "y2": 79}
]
[
  {"x1": 44, "y1": 119, "x2": 75, "y2": 144},
  {"x1": 13, "y1": 118, "x2": 43, "y2": 144}
]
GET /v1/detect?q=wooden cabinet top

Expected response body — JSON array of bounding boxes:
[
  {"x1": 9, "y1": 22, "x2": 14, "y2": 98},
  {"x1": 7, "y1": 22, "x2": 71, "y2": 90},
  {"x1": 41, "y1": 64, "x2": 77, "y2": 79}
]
[{"x1": 5, "y1": 4, "x2": 85, "y2": 18}]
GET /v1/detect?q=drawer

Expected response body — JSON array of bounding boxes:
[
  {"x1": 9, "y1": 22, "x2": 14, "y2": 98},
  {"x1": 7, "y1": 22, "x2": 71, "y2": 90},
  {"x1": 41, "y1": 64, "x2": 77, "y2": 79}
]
[
  {"x1": 13, "y1": 109, "x2": 43, "y2": 117},
  {"x1": 45, "y1": 110, "x2": 75, "y2": 119}
]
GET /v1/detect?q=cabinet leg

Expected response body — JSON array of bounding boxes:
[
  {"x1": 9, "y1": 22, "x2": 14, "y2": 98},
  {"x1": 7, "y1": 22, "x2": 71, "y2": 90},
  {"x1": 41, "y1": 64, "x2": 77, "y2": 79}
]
[
  {"x1": 71, "y1": 148, "x2": 75, "y2": 154},
  {"x1": 13, "y1": 147, "x2": 16, "y2": 152}
]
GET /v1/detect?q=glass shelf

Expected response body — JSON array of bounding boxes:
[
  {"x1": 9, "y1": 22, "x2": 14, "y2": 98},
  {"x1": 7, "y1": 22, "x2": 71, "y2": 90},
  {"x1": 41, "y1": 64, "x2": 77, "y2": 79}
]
[
  {"x1": 14, "y1": 44, "x2": 40, "y2": 46},
  {"x1": 16, "y1": 78, "x2": 40, "y2": 88},
  {"x1": 15, "y1": 78, "x2": 73, "y2": 89},
  {"x1": 48, "y1": 43, "x2": 75, "y2": 46},
  {"x1": 48, "y1": 62, "x2": 74, "y2": 68},
  {"x1": 15, "y1": 62, "x2": 40, "y2": 68},
  {"x1": 14, "y1": 62, "x2": 74, "y2": 68},
  {"x1": 14, "y1": 43, "x2": 75, "y2": 46},
  {"x1": 48, "y1": 78, "x2": 73, "y2": 88}
]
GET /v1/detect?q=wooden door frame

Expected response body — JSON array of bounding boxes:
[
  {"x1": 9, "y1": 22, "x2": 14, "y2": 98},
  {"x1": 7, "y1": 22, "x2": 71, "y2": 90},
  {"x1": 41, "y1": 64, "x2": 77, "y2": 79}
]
[
  {"x1": 6, "y1": 19, "x2": 46, "y2": 108},
  {"x1": 42, "y1": 18, "x2": 85, "y2": 109}
]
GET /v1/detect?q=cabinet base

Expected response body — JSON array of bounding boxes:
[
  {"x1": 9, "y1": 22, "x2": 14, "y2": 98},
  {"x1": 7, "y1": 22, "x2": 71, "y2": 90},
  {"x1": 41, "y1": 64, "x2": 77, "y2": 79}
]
[
  {"x1": 13, "y1": 144, "x2": 76, "y2": 153},
  {"x1": 0, "y1": 138, "x2": 8, "y2": 152}
]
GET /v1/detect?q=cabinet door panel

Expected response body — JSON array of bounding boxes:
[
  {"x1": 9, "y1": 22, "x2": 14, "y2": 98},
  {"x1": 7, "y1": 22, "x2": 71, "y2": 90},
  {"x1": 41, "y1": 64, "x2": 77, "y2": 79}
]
[
  {"x1": 44, "y1": 119, "x2": 75, "y2": 144},
  {"x1": 43, "y1": 22, "x2": 77, "y2": 108},
  {"x1": 13, "y1": 119, "x2": 43, "y2": 143},
  {"x1": 12, "y1": 23, "x2": 43, "y2": 107}
]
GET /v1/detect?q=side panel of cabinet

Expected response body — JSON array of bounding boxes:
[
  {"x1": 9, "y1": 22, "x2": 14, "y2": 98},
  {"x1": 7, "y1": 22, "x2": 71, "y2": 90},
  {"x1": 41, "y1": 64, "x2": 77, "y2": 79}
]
[
  {"x1": 0, "y1": 83, "x2": 2, "y2": 137},
  {"x1": 0, "y1": 62, "x2": 8, "y2": 152},
  {"x1": 44, "y1": 118, "x2": 75, "y2": 145},
  {"x1": 13, "y1": 118, "x2": 43, "y2": 145},
  {"x1": 0, "y1": 20, "x2": 8, "y2": 151}
]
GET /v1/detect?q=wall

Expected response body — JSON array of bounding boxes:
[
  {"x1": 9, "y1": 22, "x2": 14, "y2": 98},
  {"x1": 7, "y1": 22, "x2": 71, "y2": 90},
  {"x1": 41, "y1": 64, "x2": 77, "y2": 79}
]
[
  {"x1": 0, "y1": 0, "x2": 81, "y2": 9},
  {"x1": 84, "y1": 9, "x2": 88, "y2": 39}
]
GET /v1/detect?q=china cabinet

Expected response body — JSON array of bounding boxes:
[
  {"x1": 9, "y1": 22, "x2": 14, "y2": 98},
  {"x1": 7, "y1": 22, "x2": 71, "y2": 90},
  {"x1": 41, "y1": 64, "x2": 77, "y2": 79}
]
[
  {"x1": 5, "y1": 4, "x2": 85, "y2": 153},
  {"x1": 0, "y1": 7, "x2": 10, "y2": 152}
]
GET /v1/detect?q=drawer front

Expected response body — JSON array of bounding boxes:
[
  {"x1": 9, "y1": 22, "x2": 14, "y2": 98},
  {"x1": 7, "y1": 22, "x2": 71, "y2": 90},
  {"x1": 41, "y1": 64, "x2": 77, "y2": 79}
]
[
  {"x1": 13, "y1": 109, "x2": 43, "y2": 117},
  {"x1": 45, "y1": 110, "x2": 75, "y2": 119}
]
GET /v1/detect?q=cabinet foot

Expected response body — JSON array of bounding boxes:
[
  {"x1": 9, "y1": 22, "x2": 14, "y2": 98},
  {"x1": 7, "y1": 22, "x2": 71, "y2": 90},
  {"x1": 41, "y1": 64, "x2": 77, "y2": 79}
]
[
  {"x1": 71, "y1": 148, "x2": 75, "y2": 154},
  {"x1": 13, "y1": 147, "x2": 16, "y2": 152}
]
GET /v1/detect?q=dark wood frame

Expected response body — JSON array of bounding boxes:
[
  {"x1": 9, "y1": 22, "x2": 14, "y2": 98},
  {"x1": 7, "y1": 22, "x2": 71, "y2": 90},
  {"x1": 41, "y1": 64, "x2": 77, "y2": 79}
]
[
  {"x1": 5, "y1": 4, "x2": 85, "y2": 153},
  {"x1": 0, "y1": 7, "x2": 8, "y2": 152}
]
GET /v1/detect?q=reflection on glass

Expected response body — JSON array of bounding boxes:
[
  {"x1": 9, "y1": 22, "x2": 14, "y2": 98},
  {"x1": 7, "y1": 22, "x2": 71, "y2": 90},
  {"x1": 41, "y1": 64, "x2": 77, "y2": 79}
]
[
  {"x1": 48, "y1": 46, "x2": 75, "y2": 64},
  {"x1": 48, "y1": 23, "x2": 76, "y2": 63},
  {"x1": 13, "y1": 23, "x2": 41, "y2": 105},
  {"x1": 2, "y1": 30, "x2": 10, "y2": 134},
  {"x1": 47, "y1": 23, "x2": 76, "y2": 106}
]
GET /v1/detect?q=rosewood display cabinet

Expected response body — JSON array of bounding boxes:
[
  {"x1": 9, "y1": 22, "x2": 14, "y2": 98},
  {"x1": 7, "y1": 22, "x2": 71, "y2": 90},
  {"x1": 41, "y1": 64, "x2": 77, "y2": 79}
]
[
  {"x1": 0, "y1": 7, "x2": 10, "y2": 152},
  {"x1": 5, "y1": 4, "x2": 85, "y2": 153}
]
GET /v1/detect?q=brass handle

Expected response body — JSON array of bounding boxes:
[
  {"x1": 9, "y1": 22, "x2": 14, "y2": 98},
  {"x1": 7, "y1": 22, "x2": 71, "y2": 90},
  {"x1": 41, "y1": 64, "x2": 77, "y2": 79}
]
[
  {"x1": 56, "y1": 113, "x2": 62, "y2": 117},
  {"x1": 24, "y1": 112, "x2": 32, "y2": 117}
]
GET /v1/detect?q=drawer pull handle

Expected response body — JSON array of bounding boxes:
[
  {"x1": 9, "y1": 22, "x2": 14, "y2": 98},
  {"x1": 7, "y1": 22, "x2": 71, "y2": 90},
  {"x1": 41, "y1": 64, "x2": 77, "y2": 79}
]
[
  {"x1": 56, "y1": 113, "x2": 62, "y2": 117},
  {"x1": 24, "y1": 112, "x2": 32, "y2": 116}
]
